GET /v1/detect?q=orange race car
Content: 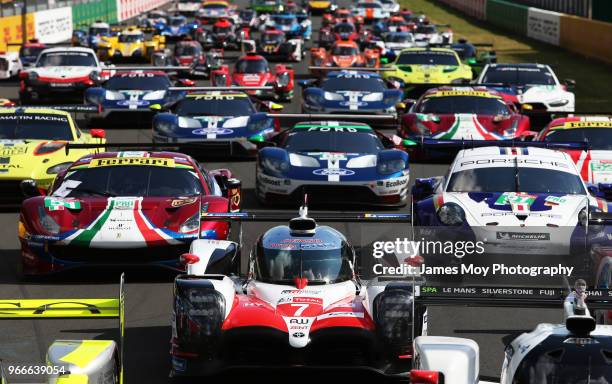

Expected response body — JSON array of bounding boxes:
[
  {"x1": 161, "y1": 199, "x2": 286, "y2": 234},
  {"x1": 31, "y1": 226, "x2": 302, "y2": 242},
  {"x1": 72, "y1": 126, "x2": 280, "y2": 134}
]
[
  {"x1": 322, "y1": 7, "x2": 364, "y2": 27},
  {"x1": 310, "y1": 40, "x2": 380, "y2": 76}
]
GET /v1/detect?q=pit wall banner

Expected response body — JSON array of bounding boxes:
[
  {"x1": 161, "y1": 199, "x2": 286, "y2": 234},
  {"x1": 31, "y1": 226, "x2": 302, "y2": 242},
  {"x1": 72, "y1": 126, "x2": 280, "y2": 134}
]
[
  {"x1": 34, "y1": 7, "x2": 73, "y2": 43},
  {"x1": 0, "y1": 14, "x2": 35, "y2": 52},
  {"x1": 527, "y1": 7, "x2": 561, "y2": 46},
  {"x1": 116, "y1": 0, "x2": 172, "y2": 22}
]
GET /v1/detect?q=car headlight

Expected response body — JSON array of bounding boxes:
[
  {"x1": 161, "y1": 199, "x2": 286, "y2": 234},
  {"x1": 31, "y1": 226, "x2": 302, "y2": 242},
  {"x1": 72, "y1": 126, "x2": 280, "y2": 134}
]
[
  {"x1": 363, "y1": 92, "x2": 383, "y2": 102},
  {"x1": 38, "y1": 206, "x2": 60, "y2": 235},
  {"x1": 277, "y1": 72, "x2": 290, "y2": 87},
  {"x1": 378, "y1": 159, "x2": 405, "y2": 175},
  {"x1": 247, "y1": 117, "x2": 269, "y2": 133},
  {"x1": 143, "y1": 90, "x2": 166, "y2": 100},
  {"x1": 105, "y1": 90, "x2": 125, "y2": 100},
  {"x1": 46, "y1": 162, "x2": 72, "y2": 174},
  {"x1": 305, "y1": 93, "x2": 323, "y2": 105},
  {"x1": 28, "y1": 71, "x2": 39, "y2": 81},
  {"x1": 260, "y1": 157, "x2": 289, "y2": 174},
  {"x1": 549, "y1": 99, "x2": 569, "y2": 107},
  {"x1": 437, "y1": 202, "x2": 465, "y2": 226},
  {"x1": 155, "y1": 121, "x2": 175, "y2": 135},
  {"x1": 35, "y1": 142, "x2": 66, "y2": 155},
  {"x1": 180, "y1": 212, "x2": 200, "y2": 233},
  {"x1": 323, "y1": 91, "x2": 344, "y2": 101}
]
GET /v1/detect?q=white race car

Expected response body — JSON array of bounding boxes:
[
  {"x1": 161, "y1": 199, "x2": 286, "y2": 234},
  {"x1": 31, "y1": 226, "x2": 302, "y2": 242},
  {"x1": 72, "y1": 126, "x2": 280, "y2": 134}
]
[
  {"x1": 18, "y1": 46, "x2": 111, "y2": 103},
  {"x1": 352, "y1": 0, "x2": 391, "y2": 21},
  {"x1": 379, "y1": 0, "x2": 400, "y2": 13},
  {"x1": 0, "y1": 51, "x2": 21, "y2": 80},
  {"x1": 477, "y1": 63, "x2": 575, "y2": 113},
  {"x1": 378, "y1": 32, "x2": 416, "y2": 58},
  {"x1": 413, "y1": 24, "x2": 453, "y2": 47}
]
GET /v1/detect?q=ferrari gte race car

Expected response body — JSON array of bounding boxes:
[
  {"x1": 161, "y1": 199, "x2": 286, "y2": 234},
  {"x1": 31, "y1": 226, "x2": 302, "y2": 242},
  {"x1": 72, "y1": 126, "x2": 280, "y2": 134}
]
[
  {"x1": 382, "y1": 47, "x2": 472, "y2": 90},
  {"x1": 170, "y1": 206, "x2": 414, "y2": 377},
  {"x1": 255, "y1": 121, "x2": 409, "y2": 206},
  {"x1": 84, "y1": 70, "x2": 188, "y2": 122},
  {"x1": 397, "y1": 87, "x2": 530, "y2": 144},
  {"x1": 310, "y1": 40, "x2": 380, "y2": 74},
  {"x1": 0, "y1": 107, "x2": 105, "y2": 205},
  {"x1": 18, "y1": 151, "x2": 241, "y2": 276},
  {"x1": 18, "y1": 47, "x2": 110, "y2": 103},
  {"x1": 477, "y1": 63, "x2": 575, "y2": 113},
  {"x1": 254, "y1": 29, "x2": 305, "y2": 62},
  {"x1": 537, "y1": 115, "x2": 612, "y2": 194},
  {"x1": 211, "y1": 52, "x2": 294, "y2": 101},
  {"x1": 300, "y1": 71, "x2": 402, "y2": 120},
  {"x1": 98, "y1": 27, "x2": 165, "y2": 62},
  {"x1": 152, "y1": 90, "x2": 281, "y2": 157}
]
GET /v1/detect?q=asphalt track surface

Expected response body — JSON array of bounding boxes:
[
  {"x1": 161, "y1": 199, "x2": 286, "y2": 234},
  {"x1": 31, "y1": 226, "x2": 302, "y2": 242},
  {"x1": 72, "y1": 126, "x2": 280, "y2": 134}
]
[{"x1": 0, "y1": 0, "x2": 562, "y2": 382}]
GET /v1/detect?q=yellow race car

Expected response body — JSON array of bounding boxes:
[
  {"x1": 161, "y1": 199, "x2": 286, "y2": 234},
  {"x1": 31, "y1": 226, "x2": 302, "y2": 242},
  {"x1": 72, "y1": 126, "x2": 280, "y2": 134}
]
[
  {"x1": 97, "y1": 26, "x2": 165, "y2": 62},
  {"x1": 382, "y1": 47, "x2": 473, "y2": 87},
  {"x1": 0, "y1": 107, "x2": 105, "y2": 204}
]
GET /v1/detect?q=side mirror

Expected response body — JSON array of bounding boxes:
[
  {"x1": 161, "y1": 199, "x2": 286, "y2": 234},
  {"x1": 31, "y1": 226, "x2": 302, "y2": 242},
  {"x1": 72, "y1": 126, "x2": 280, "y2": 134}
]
[
  {"x1": 401, "y1": 98, "x2": 417, "y2": 111},
  {"x1": 521, "y1": 103, "x2": 533, "y2": 112},
  {"x1": 587, "y1": 184, "x2": 600, "y2": 196},
  {"x1": 563, "y1": 78, "x2": 576, "y2": 90},
  {"x1": 395, "y1": 102, "x2": 407, "y2": 112},
  {"x1": 20, "y1": 179, "x2": 41, "y2": 198},
  {"x1": 412, "y1": 178, "x2": 437, "y2": 201},
  {"x1": 266, "y1": 101, "x2": 283, "y2": 111},
  {"x1": 90, "y1": 128, "x2": 106, "y2": 139},
  {"x1": 149, "y1": 104, "x2": 163, "y2": 112},
  {"x1": 177, "y1": 78, "x2": 195, "y2": 86}
]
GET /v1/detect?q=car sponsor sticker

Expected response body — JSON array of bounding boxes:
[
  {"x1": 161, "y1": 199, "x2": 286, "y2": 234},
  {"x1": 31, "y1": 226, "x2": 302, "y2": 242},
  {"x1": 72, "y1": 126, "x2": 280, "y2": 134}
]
[
  {"x1": 427, "y1": 90, "x2": 500, "y2": 98},
  {"x1": 192, "y1": 128, "x2": 233, "y2": 136},
  {"x1": 494, "y1": 192, "x2": 537, "y2": 206},
  {"x1": 171, "y1": 197, "x2": 198, "y2": 207},
  {"x1": 44, "y1": 197, "x2": 81, "y2": 211},
  {"x1": 0, "y1": 146, "x2": 26, "y2": 156},
  {"x1": 544, "y1": 195, "x2": 567, "y2": 206},
  {"x1": 89, "y1": 157, "x2": 175, "y2": 168},
  {"x1": 496, "y1": 232, "x2": 550, "y2": 241},
  {"x1": 312, "y1": 168, "x2": 355, "y2": 176},
  {"x1": 317, "y1": 311, "x2": 365, "y2": 320},
  {"x1": 591, "y1": 161, "x2": 612, "y2": 172},
  {"x1": 117, "y1": 100, "x2": 150, "y2": 107},
  {"x1": 562, "y1": 121, "x2": 612, "y2": 128}
]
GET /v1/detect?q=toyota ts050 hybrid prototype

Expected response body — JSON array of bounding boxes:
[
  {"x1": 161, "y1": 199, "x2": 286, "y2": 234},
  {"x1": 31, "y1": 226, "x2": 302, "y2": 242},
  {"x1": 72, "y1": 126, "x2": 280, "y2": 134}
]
[
  {"x1": 169, "y1": 206, "x2": 414, "y2": 377},
  {"x1": 18, "y1": 151, "x2": 242, "y2": 276},
  {"x1": 0, "y1": 107, "x2": 105, "y2": 205},
  {"x1": 255, "y1": 121, "x2": 409, "y2": 206}
]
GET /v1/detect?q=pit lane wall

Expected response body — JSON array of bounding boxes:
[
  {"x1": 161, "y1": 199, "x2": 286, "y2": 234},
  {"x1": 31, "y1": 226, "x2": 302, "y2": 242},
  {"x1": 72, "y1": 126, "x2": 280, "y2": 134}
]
[{"x1": 435, "y1": 0, "x2": 612, "y2": 64}]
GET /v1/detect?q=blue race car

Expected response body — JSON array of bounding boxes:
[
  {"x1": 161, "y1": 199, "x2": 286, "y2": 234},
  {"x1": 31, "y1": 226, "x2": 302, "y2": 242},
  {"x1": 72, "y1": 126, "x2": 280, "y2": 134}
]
[
  {"x1": 263, "y1": 12, "x2": 311, "y2": 40},
  {"x1": 157, "y1": 15, "x2": 199, "y2": 39},
  {"x1": 255, "y1": 121, "x2": 409, "y2": 206},
  {"x1": 152, "y1": 91, "x2": 282, "y2": 157},
  {"x1": 84, "y1": 71, "x2": 188, "y2": 123},
  {"x1": 300, "y1": 71, "x2": 403, "y2": 126}
]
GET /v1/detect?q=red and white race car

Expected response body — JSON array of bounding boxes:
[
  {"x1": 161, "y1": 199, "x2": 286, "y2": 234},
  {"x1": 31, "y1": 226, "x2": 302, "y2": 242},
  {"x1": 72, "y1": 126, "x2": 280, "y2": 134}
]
[
  {"x1": 18, "y1": 47, "x2": 112, "y2": 103},
  {"x1": 169, "y1": 205, "x2": 414, "y2": 377},
  {"x1": 310, "y1": 40, "x2": 380, "y2": 76},
  {"x1": 211, "y1": 52, "x2": 294, "y2": 101}
]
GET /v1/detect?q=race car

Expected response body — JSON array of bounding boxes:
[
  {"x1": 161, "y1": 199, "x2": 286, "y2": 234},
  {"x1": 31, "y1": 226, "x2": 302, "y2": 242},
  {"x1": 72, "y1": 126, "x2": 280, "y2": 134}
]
[
  {"x1": 138, "y1": 9, "x2": 169, "y2": 28},
  {"x1": 397, "y1": 87, "x2": 531, "y2": 146},
  {"x1": 97, "y1": 27, "x2": 166, "y2": 62},
  {"x1": 18, "y1": 47, "x2": 111, "y2": 103},
  {"x1": 372, "y1": 15, "x2": 413, "y2": 36},
  {"x1": 537, "y1": 115, "x2": 612, "y2": 195},
  {"x1": 177, "y1": 0, "x2": 201, "y2": 15},
  {"x1": 211, "y1": 52, "x2": 294, "y2": 101},
  {"x1": 84, "y1": 70, "x2": 188, "y2": 123},
  {"x1": 198, "y1": 0, "x2": 235, "y2": 23},
  {"x1": 306, "y1": 0, "x2": 338, "y2": 13},
  {"x1": 476, "y1": 63, "x2": 576, "y2": 114},
  {"x1": 0, "y1": 107, "x2": 105, "y2": 205},
  {"x1": 300, "y1": 71, "x2": 402, "y2": 121},
  {"x1": 154, "y1": 40, "x2": 223, "y2": 78},
  {"x1": 379, "y1": 0, "x2": 400, "y2": 13},
  {"x1": 71, "y1": 21, "x2": 113, "y2": 49},
  {"x1": 381, "y1": 48, "x2": 473, "y2": 91},
  {"x1": 352, "y1": 0, "x2": 391, "y2": 22},
  {"x1": 157, "y1": 15, "x2": 199, "y2": 40},
  {"x1": 0, "y1": 51, "x2": 21, "y2": 79},
  {"x1": 322, "y1": 7, "x2": 363, "y2": 28},
  {"x1": 326, "y1": 21, "x2": 362, "y2": 42},
  {"x1": 0, "y1": 98, "x2": 15, "y2": 106},
  {"x1": 450, "y1": 39, "x2": 496, "y2": 77},
  {"x1": 18, "y1": 150, "x2": 242, "y2": 276},
  {"x1": 310, "y1": 40, "x2": 380, "y2": 75},
  {"x1": 169, "y1": 206, "x2": 414, "y2": 377},
  {"x1": 254, "y1": 29, "x2": 305, "y2": 62},
  {"x1": 413, "y1": 24, "x2": 453, "y2": 47},
  {"x1": 378, "y1": 32, "x2": 416, "y2": 59},
  {"x1": 260, "y1": 12, "x2": 312, "y2": 40},
  {"x1": 237, "y1": 8, "x2": 259, "y2": 30},
  {"x1": 250, "y1": 0, "x2": 284, "y2": 13},
  {"x1": 255, "y1": 121, "x2": 409, "y2": 206},
  {"x1": 199, "y1": 18, "x2": 248, "y2": 50},
  {"x1": 152, "y1": 91, "x2": 281, "y2": 157},
  {"x1": 411, "y1": 144, "x2": 609, "y2": 258},
  {"x1": 7, "y1": 40, "x2": 47, "y2": 69}
]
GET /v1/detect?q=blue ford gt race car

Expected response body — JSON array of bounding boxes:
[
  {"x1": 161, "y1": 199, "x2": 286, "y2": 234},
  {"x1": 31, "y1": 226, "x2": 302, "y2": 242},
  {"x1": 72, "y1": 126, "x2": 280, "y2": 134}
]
[
  {"x1": 300, "y1": 71, "x2": 403, "y2": 126},
  {"x1": 84, "y1": 70, "x2": 187, "y2": 123},
  {"x1": 152, "y1": 91, "x2": 282, "y2": 157},
  {"x1": 255, "y1": 121, "x2": 410, "y2": 206}
]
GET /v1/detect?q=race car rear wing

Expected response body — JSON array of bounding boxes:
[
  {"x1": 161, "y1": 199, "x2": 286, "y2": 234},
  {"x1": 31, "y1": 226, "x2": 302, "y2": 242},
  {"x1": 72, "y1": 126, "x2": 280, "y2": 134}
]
[
  {"x1": 167, "y1": 86, "x2": 274, "y2": 91},
  {"x1": 108, "y1": 66, "x2": 192, "y2": 71},
  {"x1": 308, "y1": 66, "x2": 395, "y2": 71},
  {"x1": 0, "y1": 274, "x2": 125, "y2": 384},
  {"x1": 199, "y1": 211, "x2": 412, "y2": 223},
  {"x1": 399, "y1": 137, "x2": 590, "y2": 151}
]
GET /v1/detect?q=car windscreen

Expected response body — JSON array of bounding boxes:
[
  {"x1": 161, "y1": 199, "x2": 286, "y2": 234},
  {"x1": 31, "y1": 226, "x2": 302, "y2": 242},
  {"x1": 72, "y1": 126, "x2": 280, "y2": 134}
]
[
  {"x1": 255, "y1": 242, "x2": 353, "y2": 284},
  {"x1": 417, "y1": 96, "x2": 510, "y2": 115},
  {"x1": 37, "y1": 51, "x2": 97, "y2": 67},
  {"x1": 481, "y1": 66, "x2": 556, "y2": 86},
  {"x1": 262, "y1": 33, "x2": 284, "y2": 43},
  {"x1": 170, "y1": 18, "x2": 185, "y2": 26},
  {"x1": 332, "y1": 45, "x2": 358, "y2": 55},
  {"x1": 544, "y1": 127, "x2": 612, "y2": 150},
  {"x1": 175, "y1": 44, "x2": 200, "y2": 56},
  {"x1": 0, "y1": 113, "x2": 73, "y2": 141},
  {"x1": 333, "y1": 24, "x2": 355, "y2": 34},
  {"x1": 56, "y1": 165, "x2": 202, "y2": 197},
  {"x1": 446, "y1": 166, "x2": 585, "y2": 194},
  {"x1": 396, "y1": 51, "x2": 458, "y2": 65},
  {"x1": 213, "y1": 25, "x2": 232, "y2": 33},
  {"x1": 118, "y1": 33, "x2": 144, "y2": 43},
  {"x1": 175, "y1": 97, "x2": 255, "y2": 116},
  {"x1": 273, "y1": 16, "x2": 294, "y2": 25},
  {"x1": 203, "y1": 3, "x2": 226, "y2": 8},
  {"x1": 235, "y1": 58, "x2": 268, "y2": 73},
  {"x1": 388, "y1": 33, "x2": 413, "y2": 43},
  {"x1": 89, "y1": 27, "x2": 109, "y2": 35},
  {"x1": 20, "y1": 47, "x2": 45, "y2": 58},
  {"x1": 322, "y1": 77, "x2": 385, "y2": 92},
  {"x1": 284, "y1": 129, "x2": 383, "y2": 153},
  {"x1": 358, "y1": 3, "x2": 381, "y2": 8},
  {"x1": 415, "y1": 25, "x2": 436, "y2": 34},
  {"x1": 106, "y1": 73, "x2": 170, "y2": 91}
]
